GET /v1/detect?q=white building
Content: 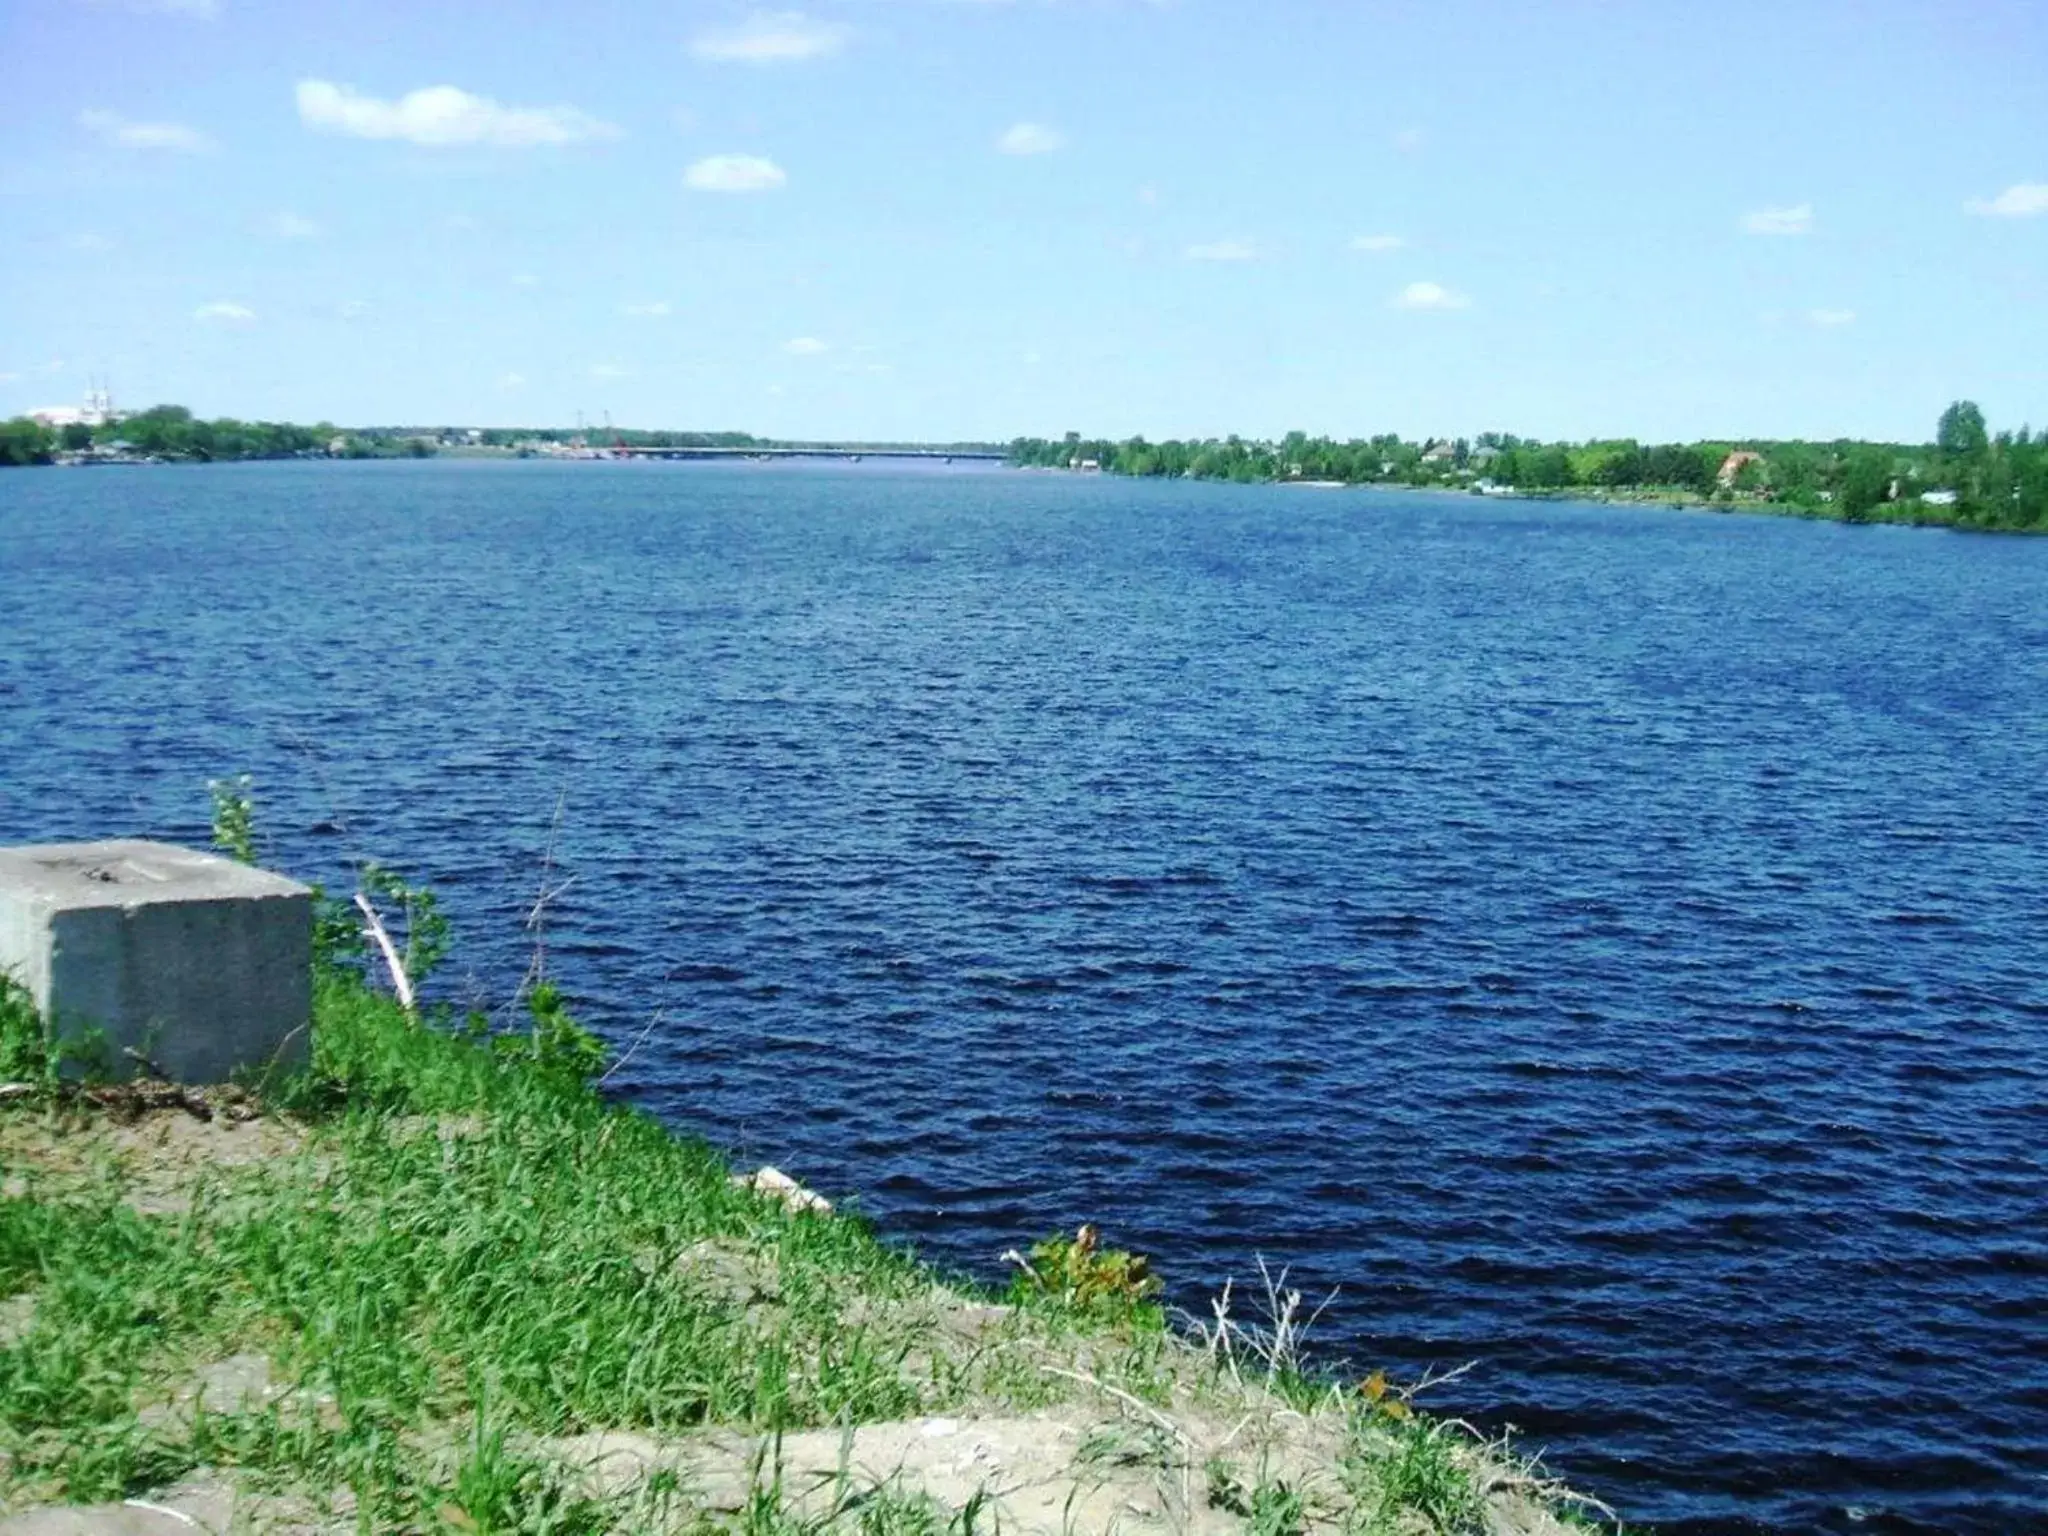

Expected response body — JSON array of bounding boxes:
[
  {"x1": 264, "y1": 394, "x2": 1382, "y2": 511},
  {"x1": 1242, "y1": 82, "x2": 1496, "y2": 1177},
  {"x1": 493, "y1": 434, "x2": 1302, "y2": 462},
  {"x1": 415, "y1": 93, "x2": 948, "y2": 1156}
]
[{"x1": 29, "y1": 384, "x2": 122, "y2": 432}]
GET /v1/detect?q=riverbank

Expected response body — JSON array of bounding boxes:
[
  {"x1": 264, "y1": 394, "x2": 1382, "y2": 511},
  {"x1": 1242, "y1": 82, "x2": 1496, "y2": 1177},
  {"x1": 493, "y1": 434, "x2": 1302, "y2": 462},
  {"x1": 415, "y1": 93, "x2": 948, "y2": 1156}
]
[
  {"x1": 1275, "y1": 472, "x2": 2037, "y2": 533},
  {"x1": 0, "y1": 965, "x2": 1611, "y2": 1533}
]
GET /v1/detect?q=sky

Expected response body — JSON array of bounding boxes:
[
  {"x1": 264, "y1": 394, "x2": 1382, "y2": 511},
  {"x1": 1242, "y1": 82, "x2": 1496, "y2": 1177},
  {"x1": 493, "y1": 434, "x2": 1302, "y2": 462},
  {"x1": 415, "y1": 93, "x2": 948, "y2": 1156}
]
[{"x1": 1, "y1": 0, "x2": 2044, "y2": 443}]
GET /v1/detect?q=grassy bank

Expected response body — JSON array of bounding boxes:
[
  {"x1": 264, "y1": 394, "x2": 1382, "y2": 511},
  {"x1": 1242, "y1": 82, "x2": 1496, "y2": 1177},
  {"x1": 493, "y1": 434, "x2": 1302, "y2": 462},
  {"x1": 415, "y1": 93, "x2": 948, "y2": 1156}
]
[{"x1": 1, "y1": 955, "x2": 1613, "y2": 1534}]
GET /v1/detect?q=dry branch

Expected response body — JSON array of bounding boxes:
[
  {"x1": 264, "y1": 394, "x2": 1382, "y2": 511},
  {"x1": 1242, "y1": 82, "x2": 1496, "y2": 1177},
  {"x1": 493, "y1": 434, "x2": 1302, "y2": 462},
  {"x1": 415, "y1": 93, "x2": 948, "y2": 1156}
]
[{"x1": 354, "y1": 891, "x2": 416, "y2": 1014}]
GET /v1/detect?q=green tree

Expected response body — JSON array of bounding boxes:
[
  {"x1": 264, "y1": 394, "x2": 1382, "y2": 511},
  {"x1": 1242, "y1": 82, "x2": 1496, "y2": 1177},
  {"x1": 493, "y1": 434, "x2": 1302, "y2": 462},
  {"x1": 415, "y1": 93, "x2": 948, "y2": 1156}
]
[
  {"x1": 1936, "y1": 400, "x2": 1988, "y2": 459},
  {"x1": 1839, "y1": 450, "x2": 1892, "y2": 522},
  {"x1": 0, "y1": 418, "x2": 55, "y2": 466},
  {"x1": 1525, "y1": 445, "x2": 1573, "y2": 489}
]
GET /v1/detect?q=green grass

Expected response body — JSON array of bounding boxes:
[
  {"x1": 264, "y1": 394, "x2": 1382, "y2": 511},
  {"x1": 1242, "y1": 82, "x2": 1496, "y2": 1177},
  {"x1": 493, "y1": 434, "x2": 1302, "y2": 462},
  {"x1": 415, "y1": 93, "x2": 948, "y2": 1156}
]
[
  {"x1": 0, "y1": 971, "x2": 1045, "y2": 1528},
  {"x1": 1343, "y1": 1416, "x2": 1485, "y2": 1534}
]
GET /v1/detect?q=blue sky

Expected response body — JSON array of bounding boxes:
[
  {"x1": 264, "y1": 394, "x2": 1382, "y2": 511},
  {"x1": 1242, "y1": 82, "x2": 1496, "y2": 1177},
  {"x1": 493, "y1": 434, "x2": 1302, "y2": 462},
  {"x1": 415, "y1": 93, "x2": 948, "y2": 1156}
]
[{"x1": 2, "y1": 0, "x2": 2043, "y2": 442}]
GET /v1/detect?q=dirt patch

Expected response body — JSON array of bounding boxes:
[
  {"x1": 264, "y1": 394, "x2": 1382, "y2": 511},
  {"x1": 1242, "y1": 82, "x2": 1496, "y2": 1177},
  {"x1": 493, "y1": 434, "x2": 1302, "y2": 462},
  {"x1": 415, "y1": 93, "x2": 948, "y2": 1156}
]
[
  {"x1": 0, "y1": 1475, "x2": 353, "y2": 1536},
  {"x1": 0, "y1": 1295, "x2": 33, "y2": 1350},
  {"x1": 669, "y1": 1237, "x2": 781, "y2": 1308},
  {"x1": 548, "y1": 1392, "x2": 1368, "y2": 1534},
  {"x1": 0, "y1": 1097, "x2": 309, "y2": 1217},
  {"x1": 135, "y1": 1353, "x2": 287, "y2": 1436},
  {"x1": 105, "y1": 1110, "x2": 308, "y2": 1217},
  {"x1": 551, "y1": 1410, "x2": 1227, "y2": 1534}
]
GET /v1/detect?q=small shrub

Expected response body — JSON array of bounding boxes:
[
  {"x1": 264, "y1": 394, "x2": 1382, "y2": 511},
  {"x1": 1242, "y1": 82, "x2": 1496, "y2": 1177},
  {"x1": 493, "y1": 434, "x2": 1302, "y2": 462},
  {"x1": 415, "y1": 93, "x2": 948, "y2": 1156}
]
[
  {"x1": 501, "y1": 981, "x2": 610, "y2": 1086},
  {"x1": 0, "y1": 977, "x2": 119, "y2": 1089},
  {"x1": 0, "y1": 974, "x2": 53, "y2": 1089},
  {"x1": 1004, "y1": 1224, "x2": 1162, "y2": 1323},
  {"x1": 207, "y1": 775, "x2": 257, "y2": 866}
]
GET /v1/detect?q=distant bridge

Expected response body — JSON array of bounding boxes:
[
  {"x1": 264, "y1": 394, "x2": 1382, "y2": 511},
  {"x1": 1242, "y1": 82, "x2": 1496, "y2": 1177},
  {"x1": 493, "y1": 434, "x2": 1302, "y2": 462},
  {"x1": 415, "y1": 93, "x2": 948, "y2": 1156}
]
[{"x1": 610, "y1": 446, "x2": 1006, "y2": 462}]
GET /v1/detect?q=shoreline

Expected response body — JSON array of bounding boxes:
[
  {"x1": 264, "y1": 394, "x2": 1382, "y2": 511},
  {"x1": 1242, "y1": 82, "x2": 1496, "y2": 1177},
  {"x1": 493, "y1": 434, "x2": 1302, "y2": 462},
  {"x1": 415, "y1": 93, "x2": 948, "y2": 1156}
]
[
  {"x1": 0, "y1": 924, "x2": 1615, "y2": 1534},
  {"x1": 10, "y1": 435, "x2": 2034, "y2": 535},
  {"x1": 1103, "y1": 466, "x2": 2045, "y2": 535}
]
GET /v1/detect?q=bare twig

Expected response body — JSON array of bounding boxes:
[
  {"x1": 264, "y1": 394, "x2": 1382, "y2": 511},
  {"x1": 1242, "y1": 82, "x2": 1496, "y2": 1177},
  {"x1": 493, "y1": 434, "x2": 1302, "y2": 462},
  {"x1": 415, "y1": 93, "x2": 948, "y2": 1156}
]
[
  {"x1": 1189, "y1": 1258, "x2": 1342, "y2": 1413},
  {"x1": 355, "y1": 891, "x2": 416, "y2": 1014},
  {"x1": 511, "y1": 790, "x2": 570, "y2": 1017},
  {"x1": 83, "y1": 1083, "x2": 213, "y2": 1122},
  {"x1": 1401, "y1": 1359, "x2": 1477, "y2": 1403},
  {"x1": 597, "y1": 1007, "x2": 666, "y2": 1086}
]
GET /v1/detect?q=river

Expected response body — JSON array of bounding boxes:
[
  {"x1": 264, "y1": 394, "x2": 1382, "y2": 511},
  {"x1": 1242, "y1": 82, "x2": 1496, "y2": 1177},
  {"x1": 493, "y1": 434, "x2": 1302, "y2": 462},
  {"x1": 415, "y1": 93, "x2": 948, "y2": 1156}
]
[{"x1": 2, "y1": 459, "x2": 2043, "y2": 1533}]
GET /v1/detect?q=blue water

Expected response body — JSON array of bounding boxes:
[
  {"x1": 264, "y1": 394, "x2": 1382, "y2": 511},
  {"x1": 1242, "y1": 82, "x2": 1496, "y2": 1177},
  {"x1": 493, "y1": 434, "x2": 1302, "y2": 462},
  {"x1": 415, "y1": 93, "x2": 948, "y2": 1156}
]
[{"x1": 2, "y1": 460, "x2": 2044, "y2": 1533}]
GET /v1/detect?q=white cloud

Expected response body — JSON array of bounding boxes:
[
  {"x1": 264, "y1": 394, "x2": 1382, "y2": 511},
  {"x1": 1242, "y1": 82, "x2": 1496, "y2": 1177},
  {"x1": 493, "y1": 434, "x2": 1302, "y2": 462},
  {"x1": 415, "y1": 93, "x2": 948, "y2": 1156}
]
[
  {"x1": 80, "y1": 0, "x2": 220, "y2": 17},
  {"x1": 66, "y1": 232, "x2": 115, "y2": 252},
  {"x1": 684, "y1": 153, "x2": 786, "y2": 191},
  {"x1": 997, "y1": 122, "x2": 1065, "y2": 155},
  {"x1": 622, "y1": 301, "x2": 672, "y2": 317},
  {"x1": 78, "y1": 110, "x2": 214, "y2": 153},
  {"x1": 1185, "y1": 239, "x2": 1261, "y2": 262},
  {"x1": 1349, "y1": 233, "x2": 1404, "y2": 253},
  {"x1": 1809, "y1": 308, "x2": 1856, "y2": 326},
  {"x1": 1743, "y1": 203, "x2": 1813, "y2": 236},
  {"x1": 338, "y1": 300, "x2": 370, "y2": 319},
  {"x1": 589, "y1": 363, "x2": 630, "y2": 380},
  {"x1": 1394, "y1": 127, "x2": 1425, "y2": 153},
  {"x1": 295, "y1": 80, "x2": 619, "y2": 148},
  {"x1": 691, "y1": 11, "x2": 848, "y2": 63},
  {"x1": 1393, "y1": 281, "x2": 1469, "y2": 311},
  {"x1": 1965, "y1": 182, "x2": 2048, "y2": 218},
  {"x1": 783, "y1": 336, "x2": 829, "y2": 355},
  {"x1": 499, "y1": 372, "x2": 527, "y2": 389},
  {"x1": 510, "y1": 272, "x2": 540, "y2": 287},
  {"x1": 193, "y1": 301, "x2": 255, "y2": 323},
  {"x1": 1137, "y1": 184, "x2": 1159, "y2": 206},
  {"x1": 267, "y1": 211, "x2": 321, "y2": 240},
  {"x1": 0, "y1": 373, "x2": 19, "y2": 385}
]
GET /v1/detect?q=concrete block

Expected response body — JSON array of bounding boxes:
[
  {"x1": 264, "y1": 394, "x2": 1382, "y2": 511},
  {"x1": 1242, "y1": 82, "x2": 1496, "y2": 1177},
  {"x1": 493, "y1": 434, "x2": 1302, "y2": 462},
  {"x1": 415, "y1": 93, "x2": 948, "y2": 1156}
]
[{"x1": 0, "y1": 840, "x2": 311, "y2": 1083}]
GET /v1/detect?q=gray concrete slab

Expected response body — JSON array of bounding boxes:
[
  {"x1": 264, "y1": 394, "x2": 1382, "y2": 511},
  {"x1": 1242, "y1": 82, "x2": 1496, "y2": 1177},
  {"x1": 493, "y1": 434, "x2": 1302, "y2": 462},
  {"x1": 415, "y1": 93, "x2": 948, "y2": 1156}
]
[{"x1": 0, "y1": 840, "x2": 311, "y2": 1084}]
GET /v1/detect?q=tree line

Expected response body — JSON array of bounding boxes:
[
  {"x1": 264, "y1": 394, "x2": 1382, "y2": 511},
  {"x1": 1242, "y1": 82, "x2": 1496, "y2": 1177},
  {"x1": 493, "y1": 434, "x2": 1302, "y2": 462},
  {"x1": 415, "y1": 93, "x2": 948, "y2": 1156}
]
[
  {"x1": 9, "y1": 399, "x2": 2042, "y2": 531},
  {"x1": 0, "y1": 406, "x2": 436, "y2": 466},
  {"x1": 0, "y1": 412, "x2": 993, "y2": 463},
  {"x1": 1008, "y1": 401, "x2": 2048, "y2": 531}
]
